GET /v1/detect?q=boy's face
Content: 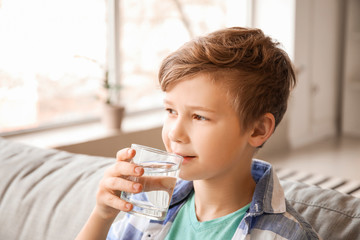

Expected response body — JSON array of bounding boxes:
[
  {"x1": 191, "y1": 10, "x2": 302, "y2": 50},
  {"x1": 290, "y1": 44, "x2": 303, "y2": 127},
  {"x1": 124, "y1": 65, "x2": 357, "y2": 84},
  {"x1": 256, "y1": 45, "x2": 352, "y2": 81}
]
[{"x1": 162, "y1": 74, "x2": 254, "y2": 181}]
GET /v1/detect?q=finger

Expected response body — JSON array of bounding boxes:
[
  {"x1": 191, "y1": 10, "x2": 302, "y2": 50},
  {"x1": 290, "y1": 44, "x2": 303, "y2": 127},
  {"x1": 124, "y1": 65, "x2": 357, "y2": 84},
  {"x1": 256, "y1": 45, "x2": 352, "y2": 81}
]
[
  {"x1": 103, "y1": 176, "x2": 143, "y2": 194},
  {"x1": 116, "y1": 148, "x2": 136, "y2": 162},
  {"x1": 106, "y1": 161, "x2": 144, "y2": 178},
  {"x1": 102, "y1": 192, "x2": 133, "y2": 212}
]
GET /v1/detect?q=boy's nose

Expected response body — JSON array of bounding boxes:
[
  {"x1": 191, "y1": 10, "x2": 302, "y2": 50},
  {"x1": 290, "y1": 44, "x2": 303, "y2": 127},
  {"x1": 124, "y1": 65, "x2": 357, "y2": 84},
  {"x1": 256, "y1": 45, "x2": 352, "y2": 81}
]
[{"x1": 168, "y1": 119, "x2": 188, "y2": 144}]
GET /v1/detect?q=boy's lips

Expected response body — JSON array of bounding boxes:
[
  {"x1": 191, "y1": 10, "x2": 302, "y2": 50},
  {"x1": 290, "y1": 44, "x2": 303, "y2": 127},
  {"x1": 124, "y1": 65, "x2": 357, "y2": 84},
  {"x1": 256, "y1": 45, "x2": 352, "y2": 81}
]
[{"x1": 174, "y1": 153, "x2": 196, "y2": 163}]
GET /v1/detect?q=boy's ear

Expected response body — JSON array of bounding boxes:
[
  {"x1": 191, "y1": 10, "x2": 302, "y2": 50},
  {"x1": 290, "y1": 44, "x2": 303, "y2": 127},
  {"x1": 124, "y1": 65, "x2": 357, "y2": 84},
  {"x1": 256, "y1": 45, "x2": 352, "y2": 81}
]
[{"x1": 248, "y1": 113, "x2": 275, "y2": 147}]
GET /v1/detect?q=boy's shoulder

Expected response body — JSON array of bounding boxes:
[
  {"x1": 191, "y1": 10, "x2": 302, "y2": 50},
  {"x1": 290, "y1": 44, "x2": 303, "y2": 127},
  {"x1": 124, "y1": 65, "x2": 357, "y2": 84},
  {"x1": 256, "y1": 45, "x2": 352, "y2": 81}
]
[
  {"x1": 242, "y1": 200, "x2": 320, "y2": 240},
  {"x1": 243, "y1": 159, "x2": 321, "y2": 239}
]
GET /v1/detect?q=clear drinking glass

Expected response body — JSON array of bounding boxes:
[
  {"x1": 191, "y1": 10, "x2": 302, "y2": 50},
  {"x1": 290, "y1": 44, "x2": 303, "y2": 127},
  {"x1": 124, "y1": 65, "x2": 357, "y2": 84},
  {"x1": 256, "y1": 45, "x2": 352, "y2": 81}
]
[{"x1": 120, "y1": 144, "x2": 183, "y2": 220}]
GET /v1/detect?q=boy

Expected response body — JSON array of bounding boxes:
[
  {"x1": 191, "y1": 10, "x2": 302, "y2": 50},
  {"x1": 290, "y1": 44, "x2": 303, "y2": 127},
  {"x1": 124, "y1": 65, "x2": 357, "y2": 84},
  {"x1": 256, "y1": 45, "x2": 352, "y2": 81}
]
[{"x1": 76, "y1": 27, "x2": 320, "y2": 239}]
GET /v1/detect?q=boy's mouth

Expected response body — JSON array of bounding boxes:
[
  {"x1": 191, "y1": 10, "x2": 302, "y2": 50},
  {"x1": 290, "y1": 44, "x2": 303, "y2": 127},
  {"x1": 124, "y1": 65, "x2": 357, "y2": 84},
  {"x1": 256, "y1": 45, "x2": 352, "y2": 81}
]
[{"x1": 175, "y1": 153, "x2": 196, "y2": 163}]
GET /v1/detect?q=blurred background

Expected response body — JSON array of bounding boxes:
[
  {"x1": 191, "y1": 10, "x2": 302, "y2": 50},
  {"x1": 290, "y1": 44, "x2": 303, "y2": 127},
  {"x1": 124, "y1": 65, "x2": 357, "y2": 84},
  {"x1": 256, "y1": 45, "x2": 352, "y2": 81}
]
[{"x1": 1, "y1": 0, "x2": 359, "y2": 180}]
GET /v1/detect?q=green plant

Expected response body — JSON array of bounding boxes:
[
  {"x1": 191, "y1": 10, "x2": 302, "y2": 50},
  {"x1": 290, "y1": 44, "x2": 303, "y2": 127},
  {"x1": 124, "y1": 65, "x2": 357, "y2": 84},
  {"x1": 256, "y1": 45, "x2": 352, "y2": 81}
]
[
  {"x1": 74, "y1": 55, "x2": 121, "y2": 105},
  {"x1": 101, "y1": 70, "x2": 121, "y2": 105}
]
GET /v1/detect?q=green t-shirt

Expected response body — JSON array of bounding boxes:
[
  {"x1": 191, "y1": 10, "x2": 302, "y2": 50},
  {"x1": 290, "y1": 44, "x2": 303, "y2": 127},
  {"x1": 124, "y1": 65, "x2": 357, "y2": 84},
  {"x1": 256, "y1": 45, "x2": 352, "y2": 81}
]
[{"x1": 165, "y1": 192, "x2": 251, "y2": 240}]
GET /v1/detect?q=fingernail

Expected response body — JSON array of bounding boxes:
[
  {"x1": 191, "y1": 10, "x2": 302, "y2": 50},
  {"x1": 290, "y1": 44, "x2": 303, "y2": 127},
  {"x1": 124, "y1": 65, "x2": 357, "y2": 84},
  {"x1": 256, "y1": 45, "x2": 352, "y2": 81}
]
[
  {"x1": 125, "y1": 203, "x2": 132, "y2": 210},
  {"x1": 127, "y1": 148, "x2": 132, "y2": 156},
  {"x1": 135, "y1": 167, "x2": 142, "y2": 174},
  {"x1": 133, "y1": 183, "x2": 141, "y2": 191}
]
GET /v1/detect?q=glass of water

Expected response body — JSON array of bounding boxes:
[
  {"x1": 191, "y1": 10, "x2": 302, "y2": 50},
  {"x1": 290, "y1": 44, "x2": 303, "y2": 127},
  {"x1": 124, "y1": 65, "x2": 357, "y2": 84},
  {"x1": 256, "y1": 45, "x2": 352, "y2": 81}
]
[{"x1": 120, "y1": 144, "x2": 183, "y2": 221}]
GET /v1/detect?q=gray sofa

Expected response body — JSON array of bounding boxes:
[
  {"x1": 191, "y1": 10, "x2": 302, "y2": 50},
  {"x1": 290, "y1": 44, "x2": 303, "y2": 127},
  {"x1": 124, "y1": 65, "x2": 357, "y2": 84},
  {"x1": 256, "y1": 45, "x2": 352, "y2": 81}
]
[{"x1": 0, "y1": 138, "x2": 359, "y2": 240}]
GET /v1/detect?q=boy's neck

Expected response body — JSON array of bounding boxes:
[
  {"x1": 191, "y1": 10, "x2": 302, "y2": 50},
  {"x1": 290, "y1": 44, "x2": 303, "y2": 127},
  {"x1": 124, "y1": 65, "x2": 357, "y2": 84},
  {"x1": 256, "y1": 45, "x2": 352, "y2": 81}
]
[{"x1": 192, "y1": 162, "x2": 256, "y2": 222}]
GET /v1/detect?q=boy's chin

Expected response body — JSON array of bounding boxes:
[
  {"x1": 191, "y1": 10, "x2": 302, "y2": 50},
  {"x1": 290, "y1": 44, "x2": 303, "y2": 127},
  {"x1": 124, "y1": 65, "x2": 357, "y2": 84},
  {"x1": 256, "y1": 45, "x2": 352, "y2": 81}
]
[{"x1": 179, "y1": 171, "x2": 193, "y2": 181}]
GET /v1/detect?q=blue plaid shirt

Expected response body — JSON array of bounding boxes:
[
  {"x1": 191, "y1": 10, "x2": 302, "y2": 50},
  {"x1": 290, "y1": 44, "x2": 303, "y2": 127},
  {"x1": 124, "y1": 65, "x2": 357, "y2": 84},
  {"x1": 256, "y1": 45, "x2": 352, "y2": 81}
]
[{"x1": 107, "y1": 159, "x2": 321, "y2": 240}]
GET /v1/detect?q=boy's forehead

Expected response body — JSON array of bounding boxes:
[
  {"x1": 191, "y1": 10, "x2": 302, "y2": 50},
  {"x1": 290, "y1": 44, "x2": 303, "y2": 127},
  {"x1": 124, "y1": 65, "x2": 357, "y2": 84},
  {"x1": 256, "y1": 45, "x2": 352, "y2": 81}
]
[{"x1": 163, "y1": 74, "x2": 232, "y2": 109}]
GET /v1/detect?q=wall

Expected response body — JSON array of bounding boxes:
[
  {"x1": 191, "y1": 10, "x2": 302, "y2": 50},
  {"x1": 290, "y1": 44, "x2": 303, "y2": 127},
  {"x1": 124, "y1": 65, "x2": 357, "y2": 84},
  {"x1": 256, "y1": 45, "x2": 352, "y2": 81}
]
[
  {"x1": 252, "y1": 0, "x2": 348, "y2": 154},
  {"x1": 342, "y1": 0, "x2": 360, "y2": 136},
  {"x1": 288, "y1": 0, "x2": 344, "y2": 148}
]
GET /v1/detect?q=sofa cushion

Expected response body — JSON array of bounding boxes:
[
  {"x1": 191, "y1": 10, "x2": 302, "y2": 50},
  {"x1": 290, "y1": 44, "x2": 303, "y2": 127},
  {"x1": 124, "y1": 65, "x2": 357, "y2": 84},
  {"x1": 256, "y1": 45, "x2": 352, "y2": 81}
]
[
  {"x1": 281, "y1": 180, "x2": 360, "y2": 240},
  {"x1": 0, "y1": 138, "x2": 115, "y2": 240}
]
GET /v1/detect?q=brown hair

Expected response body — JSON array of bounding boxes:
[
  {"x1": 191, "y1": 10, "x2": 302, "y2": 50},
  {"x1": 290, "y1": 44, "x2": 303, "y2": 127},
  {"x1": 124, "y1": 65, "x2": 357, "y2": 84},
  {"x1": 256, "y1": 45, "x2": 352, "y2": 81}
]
[{"x1": 158, "y1": 27, "x2": 296, "y2": 130}]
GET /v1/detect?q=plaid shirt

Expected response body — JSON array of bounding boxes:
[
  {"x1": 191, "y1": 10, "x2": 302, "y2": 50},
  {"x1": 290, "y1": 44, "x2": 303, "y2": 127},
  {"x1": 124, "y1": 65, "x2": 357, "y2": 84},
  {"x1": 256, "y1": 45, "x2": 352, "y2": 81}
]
[{"x1": 107, "y1": 159, "x2": 321, "y2": 240}]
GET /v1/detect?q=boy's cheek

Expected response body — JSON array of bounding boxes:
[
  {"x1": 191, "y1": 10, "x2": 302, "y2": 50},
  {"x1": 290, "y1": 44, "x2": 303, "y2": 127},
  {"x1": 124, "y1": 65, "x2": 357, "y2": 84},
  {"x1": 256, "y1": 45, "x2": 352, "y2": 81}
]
[{"x1": 161, "y1": 125, "x2": 170, "y2": 149}]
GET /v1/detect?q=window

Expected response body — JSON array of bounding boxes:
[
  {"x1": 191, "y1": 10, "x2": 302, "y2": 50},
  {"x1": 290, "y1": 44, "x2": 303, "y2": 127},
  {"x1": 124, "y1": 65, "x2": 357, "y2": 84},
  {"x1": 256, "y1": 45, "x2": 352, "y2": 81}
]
[
  {"x1": 0, "y1": 0, "x2": 107, "y2": 134},
  {"x1": 0, "y1": 0, "x2": 249, "y2": 135}
]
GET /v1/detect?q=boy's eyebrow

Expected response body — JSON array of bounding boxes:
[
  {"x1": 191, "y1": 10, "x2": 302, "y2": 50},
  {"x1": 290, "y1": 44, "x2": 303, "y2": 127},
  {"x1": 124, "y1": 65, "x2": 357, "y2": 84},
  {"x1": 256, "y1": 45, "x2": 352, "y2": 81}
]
[{"x1": 163, "y1": 99, "x2": 216, "y2": 113}]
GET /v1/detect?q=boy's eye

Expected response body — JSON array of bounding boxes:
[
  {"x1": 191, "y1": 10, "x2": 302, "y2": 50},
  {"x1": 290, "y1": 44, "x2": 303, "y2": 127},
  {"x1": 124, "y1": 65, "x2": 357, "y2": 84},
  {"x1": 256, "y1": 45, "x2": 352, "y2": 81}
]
[
  {"x1": 165, "y1": 108, "x2": 177, "y2": 115},
  {"x1": 193, "y1": 114, "x2": 208, "y2": 121}
]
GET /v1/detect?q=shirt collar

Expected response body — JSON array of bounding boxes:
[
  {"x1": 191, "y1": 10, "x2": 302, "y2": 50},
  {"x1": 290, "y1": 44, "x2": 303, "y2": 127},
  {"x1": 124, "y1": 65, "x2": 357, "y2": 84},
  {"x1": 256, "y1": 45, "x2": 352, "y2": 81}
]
[
  {"x1": 170, "y1": 159, "x2": 286, "y2": 214},
  {"x1": 169, "y1": 179, "x2": 193, "y2": 206},
  {"x1": 249, "y1": 159, "x2": 286, "y2": 214}
]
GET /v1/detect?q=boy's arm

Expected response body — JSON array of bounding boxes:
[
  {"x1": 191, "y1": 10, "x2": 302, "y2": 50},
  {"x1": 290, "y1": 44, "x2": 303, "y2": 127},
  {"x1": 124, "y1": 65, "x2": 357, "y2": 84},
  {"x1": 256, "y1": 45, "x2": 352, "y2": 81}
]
[
  {"x1": 75, "y1": 148, "x2": 144, "y2": 240},
  {"x1": 75, "y1": 207, "x2": 115, "y2": 240}
]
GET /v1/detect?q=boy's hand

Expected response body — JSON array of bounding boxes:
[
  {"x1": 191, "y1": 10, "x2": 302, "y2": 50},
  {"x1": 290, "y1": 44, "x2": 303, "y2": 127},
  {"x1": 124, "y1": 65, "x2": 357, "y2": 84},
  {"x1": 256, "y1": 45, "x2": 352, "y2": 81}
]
[{"x1": 94, "y1": 148, "x2": 144, "y2": 220}]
